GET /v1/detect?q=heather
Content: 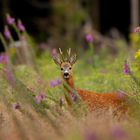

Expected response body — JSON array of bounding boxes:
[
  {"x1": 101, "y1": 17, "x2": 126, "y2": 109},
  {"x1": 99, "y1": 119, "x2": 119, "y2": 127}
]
[{"x1": 0, "y1": 14, "x2": 140, "y2": 140}]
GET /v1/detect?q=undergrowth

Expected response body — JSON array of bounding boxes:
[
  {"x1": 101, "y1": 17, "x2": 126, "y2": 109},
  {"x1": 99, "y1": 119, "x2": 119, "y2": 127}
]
[{"x1": 0, "y1": 14, "x2": 140, "y2": 140}]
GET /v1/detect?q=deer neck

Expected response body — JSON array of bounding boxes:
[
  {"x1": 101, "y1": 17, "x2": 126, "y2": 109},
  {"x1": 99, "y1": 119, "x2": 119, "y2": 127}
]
[{"x1": 63, "y1": 75, "x2": 75, "y2": 94}]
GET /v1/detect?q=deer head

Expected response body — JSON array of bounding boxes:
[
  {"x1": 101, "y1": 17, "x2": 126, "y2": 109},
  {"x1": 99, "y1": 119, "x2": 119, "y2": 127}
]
[{"x1": 52, "y1": 48, "x2": 77, "y2": 80}]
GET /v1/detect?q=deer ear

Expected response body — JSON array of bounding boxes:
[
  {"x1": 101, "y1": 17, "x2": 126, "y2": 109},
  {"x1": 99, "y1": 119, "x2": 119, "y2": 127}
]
[
  {"x1": 69, "y1": 54, "x2": 77, "y2": 65},
  {"x1": 52, "y1": 56, "x2": 61, "y2": 66}
]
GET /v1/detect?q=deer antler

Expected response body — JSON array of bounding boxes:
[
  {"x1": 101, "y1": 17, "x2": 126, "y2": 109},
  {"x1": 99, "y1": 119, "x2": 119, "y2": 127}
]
[
  {"x1": 67, "y1": 48, "x2": 71, "y2": 61},
  {"x1": 59, "y1": 48, "x2": 65, "y2": 62},
  {"x1": 67, "y1": 48, "x2": 77, "y2": 64}
]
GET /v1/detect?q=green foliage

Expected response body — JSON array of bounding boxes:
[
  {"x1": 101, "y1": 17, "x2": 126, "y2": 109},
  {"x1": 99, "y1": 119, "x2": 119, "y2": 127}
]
[
  {"x1": 51, "y1": 0, "x2": 88, "y2": 49},
  {"x1": 1, "y1": 37, "x2": 140, "y2": 139},
  {"x1": 1, "y1": 17, "x2": 140, "y2": 139}
]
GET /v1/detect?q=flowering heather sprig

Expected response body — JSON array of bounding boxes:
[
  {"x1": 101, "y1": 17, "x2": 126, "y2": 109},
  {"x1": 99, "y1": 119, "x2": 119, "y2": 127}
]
[
  {"x1": 6, "y1": 14, "x2": 15, "y2": 25},
  {"x1": 51, "y1": 48, "x2": 57, "y2": 57},
  {"x1": 12, "y1": 102, "x2": 20, "y2": 110},
  {"x1": 124, "y1": 61, "x2": 131, "y2": 75},
  {"x1": 17, "y1": 20, "x2": 25, "y2": 32},
  {"x1": 134, "y1": 26, "x2": 140, "y2": 33},
  {"x1": 0, "y1": 54, "x2": 9, "y2": 64},
  {"x1": 85, "y1": 34, "x2": 94, "y2": 43},
  {"x1": 35, "y1": 92, "x2": 46, "y2": 104},
  {"x1": 50, "y1": 78, "x2": 62, "y2": 87},
  {"x1": 71, "y1": 94, "x2": 78, "y2": 102},
  {"x1": 111, "y1": 126, "x2": 127, "y2": 140},
  {"x1": 39, "y1": 92, "x2": 46, "y2": 99},
  {"x1": 4, "y1": 26, "x2": 11, "y2": 40},
  {"x1": 117, "y1": 90, "x2": 126, "y2": 99},
  {"x1": 85, "y1": 131, "x2": 97, "y2": 140},
  {"x1": 50, "y1": 80, "x2": 56, "y2": 87},
  {"x1": 5, "y1": 69, "x2": 16, "y2": 86},
  {"x1": 56, "y1": 78, "x2": 62, "y2": 85}
]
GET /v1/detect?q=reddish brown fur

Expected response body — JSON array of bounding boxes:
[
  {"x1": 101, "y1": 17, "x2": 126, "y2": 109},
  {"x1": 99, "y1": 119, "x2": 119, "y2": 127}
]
[
  {"x1": 77, "y1": 89, "x2": 126, "y2": 111},
  {"x1": 64, "y1": 75, "x2": 127, "y2": 112},
  {"x1": 52, "y1": 48, "x2": 128, "y2": 113}
]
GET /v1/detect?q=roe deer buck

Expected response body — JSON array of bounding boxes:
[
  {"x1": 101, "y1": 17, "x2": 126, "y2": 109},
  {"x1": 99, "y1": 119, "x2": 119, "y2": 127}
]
[{"x1": 52, "y1": 48, "x2": 128, "y2": 112}]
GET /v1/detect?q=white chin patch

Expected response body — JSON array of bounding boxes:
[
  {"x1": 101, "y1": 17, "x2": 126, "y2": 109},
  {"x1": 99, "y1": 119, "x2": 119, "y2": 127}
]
[{"x1": 64, "y1": 75, "x2": 69, "y2": 79}]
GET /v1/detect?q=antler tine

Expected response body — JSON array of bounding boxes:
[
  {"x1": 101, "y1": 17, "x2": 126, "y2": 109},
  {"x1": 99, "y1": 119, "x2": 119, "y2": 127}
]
[
  {"x1": 67, "y1": 48, "x2": 71, "y2": 61},
  {"x1": 67, "y1": 48, "x2": 71, "y2": 56},
  {"x1": 59, "y1": 48, "x2": 65, "y2": 61}
]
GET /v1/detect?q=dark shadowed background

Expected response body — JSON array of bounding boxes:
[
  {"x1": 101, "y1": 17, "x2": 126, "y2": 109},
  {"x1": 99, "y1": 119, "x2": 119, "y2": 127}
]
[{"x1": 0, "y1": 0, "x2": 139, "y2": 51}]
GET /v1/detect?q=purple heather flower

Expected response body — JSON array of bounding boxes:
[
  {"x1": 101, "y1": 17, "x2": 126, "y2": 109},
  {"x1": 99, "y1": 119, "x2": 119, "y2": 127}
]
[
  {"x1": 51, "y1": 48, "x2": 57, "y2": 57},
  {"x1": 0, "y1": 54, "x2": 9, "y2": 64},
  {"x1": 12, "y1": 102, "x2": 20, "y2": 110},
  {"x1": 50, "y1": 78, "x2": 62, "y2": 87},
  {"x1": 124, "y1": 61, "x2": 130, "y2": 75},
  {"x1": 17, "y1": 20, "x2": 25, "y2": 32},
  {"x1": 5, "y1": 69, "x2": 16, "y2": 86},
  {"x1": 6, "y1": 14, "x2": 15, "y2": 25},
  {"x1": 85, "y1": 34, "x2": 93, "y2": 43},
  {"x1": 134, "y1": 27, "x2": 140, "y2": 33},
  {"x1": 4, "y1": 26, "x2": 11, "y2": 39},
  {"x1": 39, "y1": 92, "x2": 45, "y2": 99},
  {"x1": 71, "y1": 94, "x2": 78, "y2": 102},
  {"x1": 6, "y1": 70, "x2": 14, "y2": 81},
  {"x1": 111, "y1": 126, "x2": 127, "y2": 140},
  {"x1": 56, "y1": 78, "x2": 62, "y2": 85},
  {"x1": 50, "y1": 80, "x2": 57, "y2": 87},
  {"x1": 85, "y1": 131, "x2": 97, "y2": 140},
  {"x1": 117, "y1": 90, "x2": 126, "y2": 99},
  {"x1": 35, "y1": 92, "x2": 45, "y2": 104},
  {"x1": 35, "y1": 95, "x2": 42, "y2": 104}
]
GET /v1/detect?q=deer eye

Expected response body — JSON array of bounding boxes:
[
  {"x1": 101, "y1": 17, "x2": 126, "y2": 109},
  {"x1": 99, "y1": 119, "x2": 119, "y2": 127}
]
[
  {"x1": 69, "y1": 67, "x2": 72, "y2": 70},
  {"x1": 61, "y1": 68, "x2": 63, "y2": 71}
]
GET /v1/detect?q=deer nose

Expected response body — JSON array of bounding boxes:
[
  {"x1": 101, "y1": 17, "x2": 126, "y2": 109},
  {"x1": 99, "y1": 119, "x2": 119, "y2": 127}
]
[{"x1": 64, "y1": 72, "x2": 69, "y2": 76}]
